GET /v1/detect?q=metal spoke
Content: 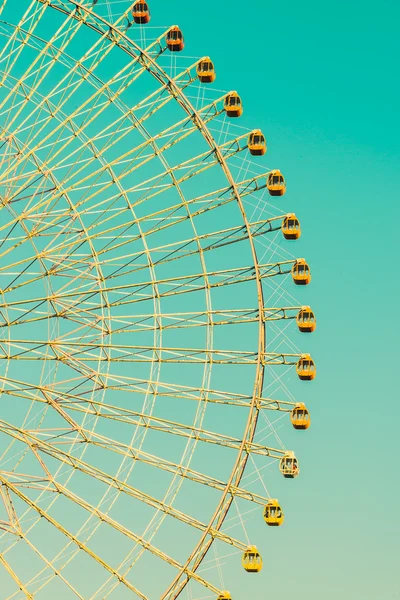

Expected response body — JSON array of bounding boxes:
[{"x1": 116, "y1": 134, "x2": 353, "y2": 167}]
[{"x1": 0, "y1": 1, "x2": 316, "y2": 598}]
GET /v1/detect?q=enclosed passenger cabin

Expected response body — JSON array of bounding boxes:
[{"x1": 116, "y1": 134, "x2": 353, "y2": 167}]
[
  {"x1": 264, "y1": 499, "x2": 284, "y2": 526},
  {"x1": 197, "y1": 58, "x2": 216, "y2": 83},
  {"x1": 166, "y1": 26, "x2": 184, "y2": 52},
  {"x1": 267, "y1": 170, "x2": 286, "y2": 196},
  {"x1": 224, "y1": 92, "x2": 243, "y2": 117},
  {"x1": 132, "y1": 1, "x2": 150, "y2": 24},
  {"x1": 296, "y1": 354, "x2": 316, "y2": 381},
  {"x1": 292, "y1": 258, "x2": 311, "y2": 285},
  {"x1": 242, "y1": 545, "x2": 263, "y2": 573},
  {"x1": 248, "y1": 130, "x2": 267, "y2": 156},
  {"x1": 291, "y1": 402, "x2": 311, "y2": 430},
  {"x1": 296, "y1": 306, "x2": 316, "y2": 332},
  {"x1": 279, "y1": 451, "x2": 299, "y2": 479},
  {"x1": 217, "y1": 593, "x2": 232, "y2": 600},
  {"x1": 282, "y1": 213, "x2": 301, "y2": 240}
]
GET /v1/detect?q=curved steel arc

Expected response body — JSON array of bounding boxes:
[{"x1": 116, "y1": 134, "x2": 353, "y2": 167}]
[
  {"x1": 0, "y1": 1, "x2": 296, "y2": 597},
  {"x1": 37, "y1": 2, "x2": 267, "y2": 596},
  {"x1": 38, "y1": 2, "x2": 267, "y2": 596}
]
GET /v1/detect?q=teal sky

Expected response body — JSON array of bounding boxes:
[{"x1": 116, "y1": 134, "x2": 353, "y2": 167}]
[
  {"x1": 0, "y1": 0, "x2": 398, "y2": 598},
  {"x1": 152, "y1": 0, "x2": 399, "y2": 598}
]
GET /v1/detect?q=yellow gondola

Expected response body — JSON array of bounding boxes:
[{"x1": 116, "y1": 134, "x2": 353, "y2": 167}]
[
  {"x1": 267, "y1": 169, "x2": 286, "y2": 196},
  {"x1": 224, "y1": 92, "x2": 243, "y2": 117},
  {"x1": 263, "y1": 499, "x2": 284, "y2": 526},
  {"x1": 132, "y1": 1, "x2": 150, "y2": 24},
  {"x1": 242, "y1": 545, "x2": 263, "y2": 573},
  {"x1": 282, "y1": 213, "x2": 301, "y2": 240},
  {"x1": 279, "y1": 451, "x2": 299, "y2": 479},
  {"x1": 296, "y1": 354, "x2": 316, "y2": 381},
  {"x1": 217, "y1": 593, "x2": 232, "y2": 600},
  {"x1": 296, "y1": 306, "x2": 316, "y2": 332},
  {"x1": 166, "y1": 26, "x2": 184, "y2": 52},
  {"x1": 291, "y1": 402, "x2": 311, "y2": 430},
  {"x1": 197, "y1": 57, "x2": 216, "y2": 83},
  {"x1": 291, "y1": 258, "x2": 311, "y2": 285},
  {"x1": 248, "y1": 130, "x2": 267, "y2": 156}
]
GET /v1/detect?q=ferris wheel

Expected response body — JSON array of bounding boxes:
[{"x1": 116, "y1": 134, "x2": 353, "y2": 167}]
[{"x1": 0, "y1": 1, "x2": 317, "y2": 599}]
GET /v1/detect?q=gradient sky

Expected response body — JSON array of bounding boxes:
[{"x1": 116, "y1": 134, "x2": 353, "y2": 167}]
[
  {"x1": 1, "y1": 0, "x2": 398, "y2": 598},
  {"x1": 150, "y1": 0, "x2": 399, "y2": 598}
]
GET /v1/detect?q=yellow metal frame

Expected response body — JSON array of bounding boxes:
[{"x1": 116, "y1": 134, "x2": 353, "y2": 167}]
[{"x1": 0, "y1": 1, "x2": 317, "y2": 598}]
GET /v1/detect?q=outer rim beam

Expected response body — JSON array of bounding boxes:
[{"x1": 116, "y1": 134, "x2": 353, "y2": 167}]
[
  {"x1": 3, "y1": 2, "x2": 288, "y2": 598},
  {"x1": 0, "y1": 423, "x2": 251, "y2": 555}
]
